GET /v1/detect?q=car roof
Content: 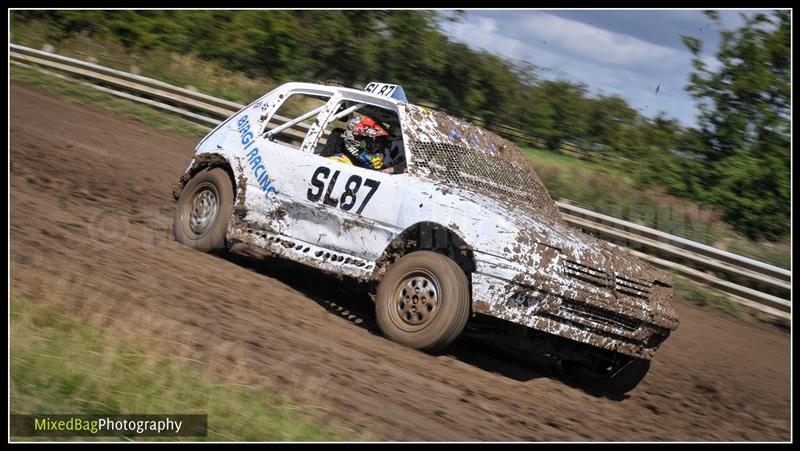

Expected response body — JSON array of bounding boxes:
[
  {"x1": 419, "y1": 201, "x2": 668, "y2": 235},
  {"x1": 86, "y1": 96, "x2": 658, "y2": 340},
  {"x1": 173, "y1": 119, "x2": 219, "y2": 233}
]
[
  {"x1": 275, "y1": 82, "x2": 517, "y2": 153},
  {"x1": 279, "y1": 82, "x2": 408, "y2": 107},
  {"x1": 276, "y1": 82, "x2": 497, "y2": 146}
]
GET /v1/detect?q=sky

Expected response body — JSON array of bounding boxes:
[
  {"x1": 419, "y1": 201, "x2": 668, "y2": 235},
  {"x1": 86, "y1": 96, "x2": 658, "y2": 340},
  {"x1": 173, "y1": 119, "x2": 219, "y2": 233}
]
[{"x1": 438, "y1": 9, "x2": 755, "y2": 128}]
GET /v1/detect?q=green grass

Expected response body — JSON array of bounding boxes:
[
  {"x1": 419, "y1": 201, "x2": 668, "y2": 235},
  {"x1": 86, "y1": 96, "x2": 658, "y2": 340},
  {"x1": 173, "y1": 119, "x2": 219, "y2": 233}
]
[
  {"x1": 11, "y1": 63, "x2": 210, "y2": 140},
  {"x1": 10, "y1": 297, "x2": 348, "y2": 441},
  {"x1": 521, "y1": 145, "x2": 634, "y2": 183},
  {"x1": 530, "y1": 152, "x2": 723, "y2": 242},
  {"x1": 721, "y1": 237, "x2": 791, "y2": 271},
  {"x1": 671, "y1": 273, "x2": 790, "y2": 331},
  {"x1": 672, "y1": 275, "x2": 744, "y2": 319}
]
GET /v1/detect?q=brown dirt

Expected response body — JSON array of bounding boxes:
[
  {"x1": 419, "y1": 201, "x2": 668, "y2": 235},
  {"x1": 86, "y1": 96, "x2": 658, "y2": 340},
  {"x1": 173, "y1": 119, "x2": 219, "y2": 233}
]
[{"x1": 10, "y1": 82, "x2": 791, "y2": 441}]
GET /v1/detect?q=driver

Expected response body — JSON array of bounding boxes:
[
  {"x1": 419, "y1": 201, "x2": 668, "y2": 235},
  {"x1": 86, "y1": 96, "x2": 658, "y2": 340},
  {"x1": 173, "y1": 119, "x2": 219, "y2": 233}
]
[
  {"x1": 321, "y1": 113, "x2": 389, "y2": 170},
  {"x1": 341, "y1": 113, "x2": 390, "y2": 170}
]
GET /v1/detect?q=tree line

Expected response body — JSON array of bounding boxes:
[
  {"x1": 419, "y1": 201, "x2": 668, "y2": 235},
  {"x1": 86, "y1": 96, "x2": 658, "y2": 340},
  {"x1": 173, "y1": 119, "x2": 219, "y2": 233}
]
[{"x1": 12, "y1": 10, "x2": 790, "y2": 240}]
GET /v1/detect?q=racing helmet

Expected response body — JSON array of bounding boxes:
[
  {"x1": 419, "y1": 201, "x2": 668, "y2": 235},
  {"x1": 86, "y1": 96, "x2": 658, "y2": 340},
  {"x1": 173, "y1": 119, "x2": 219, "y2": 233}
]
[
  {"x1": 346, "y1": 114, "x2": 391, "y2": 154},
  {"x1": 348, "y1": 114, "x2": 390, "y2": 139}
]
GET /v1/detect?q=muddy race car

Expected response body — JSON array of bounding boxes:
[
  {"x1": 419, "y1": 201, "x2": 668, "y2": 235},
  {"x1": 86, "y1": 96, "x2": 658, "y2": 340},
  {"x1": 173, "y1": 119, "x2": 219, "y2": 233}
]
[{"x1": 173, "y1": 82, "x2": 679, "y2": 393}]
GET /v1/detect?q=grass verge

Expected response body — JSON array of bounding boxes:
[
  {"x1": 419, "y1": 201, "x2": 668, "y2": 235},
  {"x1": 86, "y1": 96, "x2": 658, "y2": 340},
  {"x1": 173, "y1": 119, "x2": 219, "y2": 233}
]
[
  {"x1": 671, "y1": 274, "x2": 789, "y2": 331},
  {"x1": 10, "y1": 296, "x2": 348, "y2": 442},
  {"x1": 672, "y1": 275, "x2": 744, "y2": 318},
  {"x1": 521, "y1": 146, "x2": 634, "y2": 183}
]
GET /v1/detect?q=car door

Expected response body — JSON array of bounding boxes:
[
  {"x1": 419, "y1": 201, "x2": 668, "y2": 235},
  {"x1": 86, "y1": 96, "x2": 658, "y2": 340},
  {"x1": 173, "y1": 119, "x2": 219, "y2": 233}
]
[
  {"x1": 236, "y1": 87, "x2": 338, "y2": 235},
  {"x1": 300, "y1": 155, "x2": 408, "y2": 262},
  {"x1": 279, "y1": 95, "x2": 408, "y2": 262}
]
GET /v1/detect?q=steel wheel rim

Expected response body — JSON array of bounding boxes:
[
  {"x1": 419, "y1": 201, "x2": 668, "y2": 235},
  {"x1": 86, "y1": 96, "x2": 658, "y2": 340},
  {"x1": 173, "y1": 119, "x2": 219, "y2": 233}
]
[
  {"x1": 183, "y1": 182, "x2": 219, "y2": 239},
  {"x1": 388, "y1": 269, "x2": 441, "y2": 332}
]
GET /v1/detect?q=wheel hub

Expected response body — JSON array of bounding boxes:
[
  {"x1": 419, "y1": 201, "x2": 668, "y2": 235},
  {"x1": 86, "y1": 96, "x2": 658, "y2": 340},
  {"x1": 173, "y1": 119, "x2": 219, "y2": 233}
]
[
  {"x1": 187, "y1": 184, "x2": 219, "y2": 237},
  {"x1": 392, "y1": 271, "x2": 440, "y2": 331}
]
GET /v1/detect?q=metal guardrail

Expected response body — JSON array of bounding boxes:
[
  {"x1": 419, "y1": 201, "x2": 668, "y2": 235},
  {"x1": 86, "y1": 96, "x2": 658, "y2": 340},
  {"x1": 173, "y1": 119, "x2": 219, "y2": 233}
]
[
  {"x1": 557, "y1": 205, "x2": 791, "y2": 317},
  {"x1": 557, "y1": 203, "x2": 791, "y2": 282},
  {"x1": 9, "y1": 44, "x2": 314, "y2": 142},
  {"x1": 10, "y1": 44, "x2": 791, "y2": 319}
]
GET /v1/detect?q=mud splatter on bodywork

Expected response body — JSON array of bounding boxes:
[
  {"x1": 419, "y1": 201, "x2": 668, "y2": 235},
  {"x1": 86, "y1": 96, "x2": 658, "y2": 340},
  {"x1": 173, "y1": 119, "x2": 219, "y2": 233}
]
[
  {"x1": 399, "y1": 102, "x2": 679, "y2": 360},
  {"x1": 401, "y1": 104, "x2": 562, "y2": 223},
  {"x1": 229, "y1": 159, "x2": 248, "y2": 214},
  {"x1": 173, "y1": 153, "x2": 234, "y2": 201}
]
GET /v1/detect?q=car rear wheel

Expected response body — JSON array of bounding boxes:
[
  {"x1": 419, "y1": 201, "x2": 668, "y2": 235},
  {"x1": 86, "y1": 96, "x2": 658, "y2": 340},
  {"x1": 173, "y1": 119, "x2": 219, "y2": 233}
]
[
  {"x1": 174, "y1": 168, "x2": 233, "y2": 252},
  {"x1": 376, "y1": 251, "x2": 471, "y2": 352}
]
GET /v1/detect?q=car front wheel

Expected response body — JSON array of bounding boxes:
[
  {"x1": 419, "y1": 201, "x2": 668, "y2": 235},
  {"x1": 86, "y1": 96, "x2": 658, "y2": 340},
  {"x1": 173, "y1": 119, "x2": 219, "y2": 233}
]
[
  {"x1": 174, "y1": 168, "x2": 234, "y2": 252},
  {"x1": 375, "y1": 251, "x2": 471, "y2": 352}
]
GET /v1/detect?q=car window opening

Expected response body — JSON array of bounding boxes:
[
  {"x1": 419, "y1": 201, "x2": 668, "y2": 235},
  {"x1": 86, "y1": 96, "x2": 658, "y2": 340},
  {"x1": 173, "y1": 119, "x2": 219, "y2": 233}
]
[
  {"x1": 264, "y1": 93, "x2": 331, "y2": 150},
  {"x1": 315, "y1": 102, "x2": 407, "y2": 175}
]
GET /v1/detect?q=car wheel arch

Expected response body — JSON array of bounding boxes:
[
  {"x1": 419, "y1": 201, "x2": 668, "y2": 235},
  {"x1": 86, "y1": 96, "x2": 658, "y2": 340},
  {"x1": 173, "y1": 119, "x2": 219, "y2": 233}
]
[
  {"x1": 372, "y1": 221, "x2": 476, "y2": 282},
  {"x1": 173, "y1": 152, "x2": 238, "y2": 203}
]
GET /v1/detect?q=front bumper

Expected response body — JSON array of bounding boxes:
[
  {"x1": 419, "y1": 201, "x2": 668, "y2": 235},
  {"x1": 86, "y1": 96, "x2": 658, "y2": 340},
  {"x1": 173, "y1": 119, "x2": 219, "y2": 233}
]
[{"x1": 471, "y1": 255, "x2": 677, "y2": 360}]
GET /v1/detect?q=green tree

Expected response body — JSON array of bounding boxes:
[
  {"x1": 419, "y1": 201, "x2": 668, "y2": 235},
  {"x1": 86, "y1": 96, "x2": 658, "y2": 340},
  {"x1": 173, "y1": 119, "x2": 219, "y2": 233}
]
[
  {"x1": 635, "y1": 113, "x2": 691, "y2": 193},
  {"x1": 437, "y1": 42, "x2": 488, "y2": 117},
  {"x1": 682, "y1": 10, "x2": 790, "y2": 239},
  {"x1": 536, "y1": 80, "x2": 590, "y2": 152},
  {"x1": 584, "y1": 94, "x2": 641, "y2": 157},
  {"x1": 295, "y1": 11, "x2": 381, "y2": 86},
  {"x1": 374, "y1": 11, "x2": 448, "y2": 102}
]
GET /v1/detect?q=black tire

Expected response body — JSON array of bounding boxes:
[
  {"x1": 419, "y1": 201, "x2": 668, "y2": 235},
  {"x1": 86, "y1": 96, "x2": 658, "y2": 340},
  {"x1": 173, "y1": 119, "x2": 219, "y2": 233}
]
[
  {"x1": 376, "y1": 251, "x2": 471, "y2": 352},
  {"x1": 174, "y1": 168, "x2": 234, "y2": 252},
  {"x1": 563, "y1": 357, "x2": 651, "y2": 394}
]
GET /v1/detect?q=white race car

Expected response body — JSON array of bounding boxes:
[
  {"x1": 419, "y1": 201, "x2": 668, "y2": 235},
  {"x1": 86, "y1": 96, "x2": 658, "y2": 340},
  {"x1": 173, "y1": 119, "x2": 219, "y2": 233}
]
[{"x1": 173, "y1": 82, "x2": 679, "y2": 393}]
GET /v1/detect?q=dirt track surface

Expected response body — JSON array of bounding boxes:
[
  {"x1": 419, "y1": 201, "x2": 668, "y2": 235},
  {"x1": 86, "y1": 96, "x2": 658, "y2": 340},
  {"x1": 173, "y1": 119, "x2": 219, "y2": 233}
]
[{"x1": 10, "y1": 82, "x2": 791, "y2": 441}]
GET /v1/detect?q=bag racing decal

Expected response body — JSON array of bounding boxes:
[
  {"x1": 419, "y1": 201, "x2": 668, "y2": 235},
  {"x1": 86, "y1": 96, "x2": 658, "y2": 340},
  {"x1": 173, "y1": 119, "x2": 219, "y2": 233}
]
[{"x1": 237, "y1": 115, "x2": 278, "y2": 198}]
